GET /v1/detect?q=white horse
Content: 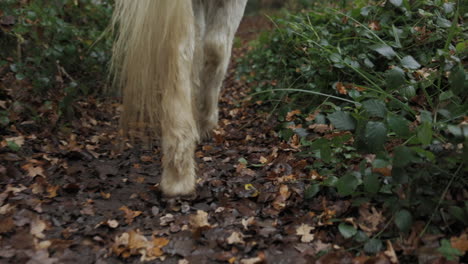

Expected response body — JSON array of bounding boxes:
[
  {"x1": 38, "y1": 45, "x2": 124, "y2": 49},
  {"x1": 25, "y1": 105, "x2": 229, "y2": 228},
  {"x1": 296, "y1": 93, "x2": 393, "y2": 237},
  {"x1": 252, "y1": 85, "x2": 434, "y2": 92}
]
[{"x1": 111, "y1": 1, "x2": 247, "y2": 196}]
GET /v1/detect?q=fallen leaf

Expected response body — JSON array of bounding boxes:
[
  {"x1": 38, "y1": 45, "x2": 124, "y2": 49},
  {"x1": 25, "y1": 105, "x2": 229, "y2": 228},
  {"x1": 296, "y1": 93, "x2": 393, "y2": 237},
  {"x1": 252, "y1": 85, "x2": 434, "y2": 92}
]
[
  {"x1": 296, "y1": 223, "x2": 315, "y2": 243},
  {"x1": 101, "y1": 191, "x2": 111, "y2": 199},
  {"x1": 25, "y1": 250, "x2": 58, "y2": 264},
  {"x1": 21, "y1": 163, "x2": 46, "y2": 178},
  {"x1": 189, "y1": 210, "x2": 210, "y2": 229},
  {"x1": 286, "y1": 110, "x2": 301, "y2": 121},
  {"x1": 240, "y1": 252, "x2": 265, "y2": 264},
  {"x1": 369, "y1": 20, "x2": 381, "y2": 31},
  {"x1": 358, "y1": 204, "x2": 385, "y2": 235},
  {"x1": 4, "y1": 136, "x2": 25, "y2": 147},
  {"x1": 112, "y1": 230, "x2": 168, "y2": 261},
  {"x1": 227, "y1": 231, "x2": 245, "y2": 245},
  {"x1": 373, "y1": 167, "x2": 392, "y2": 177},
  {"x1": 335, "y1": 82, "x2": 347, "y2": 94},
  {"x1": 309, "y1": 123, "x2": 331, "y2": 134},
  {"x1": 272, "y1": 184, "x2": 291, "y2": 210},
  {"x1": 384, "y1": 240, "x2": 399, "y2": 263},
  {"x1": 31, "y1": 218, "x2": 47, "y2": 239},
  {"x1": 0, "y1": 216, "x2": 15, "y2": 234},
  {"x1": 242, "y1": 217, "x2": 256, "y2": 230},
  {"x1": 46, "y1": 185, "x2": 59, "y2": 198},
  {"x1": 160, "y1": 214, "x2": 175, "y2": 226},
  {"x1": 140, "y1": 156, "x2": 153, "y2": 162},
  {"x1": 107, "y1": 219, "x2": 119, "y2": 228},
  {"x1": 451, "y1": 232, "x2": 468, "y2": 254},
  {"x1": 120, "y1": 206, "x2": 142, "y2": 224}
]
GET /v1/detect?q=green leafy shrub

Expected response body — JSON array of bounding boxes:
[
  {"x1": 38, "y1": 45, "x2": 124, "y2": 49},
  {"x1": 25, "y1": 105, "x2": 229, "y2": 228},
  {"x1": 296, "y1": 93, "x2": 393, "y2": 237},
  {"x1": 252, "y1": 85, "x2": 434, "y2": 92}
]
[
  {"x1": 0, "y1": 0, "x2": 113, "y2": 118},
  {"x1": 239, "y1": 0, "x2": 467, "y2": 247}
]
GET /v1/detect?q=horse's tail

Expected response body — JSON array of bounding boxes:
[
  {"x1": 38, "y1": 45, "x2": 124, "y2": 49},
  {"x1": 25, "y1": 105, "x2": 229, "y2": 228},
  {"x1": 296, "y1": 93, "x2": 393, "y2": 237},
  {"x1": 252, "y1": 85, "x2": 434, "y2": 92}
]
[{"x1": 111, "y1": 0, "x2": 194, "y2": 136}]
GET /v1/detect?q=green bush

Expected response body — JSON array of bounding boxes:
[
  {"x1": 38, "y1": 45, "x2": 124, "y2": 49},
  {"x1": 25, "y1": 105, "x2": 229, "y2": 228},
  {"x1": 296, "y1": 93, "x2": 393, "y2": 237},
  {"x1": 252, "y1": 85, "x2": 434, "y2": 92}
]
[
  {"x1": 0, "y1": 0, "x2": 113, "y2": 118},
  {"x1": 239, "y1": 0, "x2": 467, "y2": 244}
]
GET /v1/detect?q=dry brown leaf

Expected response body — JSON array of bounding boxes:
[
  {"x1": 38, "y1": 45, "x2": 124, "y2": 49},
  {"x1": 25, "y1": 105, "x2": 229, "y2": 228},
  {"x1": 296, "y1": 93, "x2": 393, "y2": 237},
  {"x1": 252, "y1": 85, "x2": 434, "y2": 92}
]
[
  {"x1": 107, "y1": 219, "x2": 119, "y2": 228},
  {"x1": 140, "y1": 156, "x2": 153, "y2": 162},
  {"x1": 240, "y1": 252, "x2": 265, "y2": 264},
  {"x1": 46, "y1": 185, "x2": 59, "y2": 198},
  {"x1": 120, "y1": 206, "x2": 142, "y2": 224},
  {"x1": 31, "y1": 218, "x2": 47, "y2": 239},
  {"x1": 100, "y1": 191, "x2": 111, "y2": 199},
  {"x1": 451, "y1": 232, "x2": 468, "y2": 254},
  {"x1": 0, "y1": 216, "x2": 15, "y2": 234},
  {"x1": 353, "y1": 85, "x2": 366, "y2": 92},
  {"x1": 286, "y1": 109, "x2": 301, "y2": 121},
  {"x1": 313, "y1": 240, "x2": 332, "y2": 253},
  {"x1": 290, "y1": 134, "x2": 301, "y2": 149},
  {"x1": 309, "y1": 123, "x2": 331, "y2": 134},
  {"x1": 189, "y1": 210, "x2": 210, "y2": 229},
  {"x1": 309, "y1": 170, "x2": 324, "y2": 180},
  {"x1": 358, "y1": 204, "x2": 385, "y2": 235},
  {"x1": 4, "y1": 136, "x2": 25, "y2": 147},
  {"x1": 21, "y1": 163, "x2": 46, "y2": 178},
  {"x1": 0, "y1": 204, "x2": 16, "y2": 215},
  {"x1": 242, "y1": 217, "x2": 255, "y2": 230},
  {"x1": 227, "y1": 231, "x2": 245, "y2": 245},
  {"x1": 296, "y1": 223, "x2": 315, "y2": 243},
  {"x1": 373, "y1": 167, "x2": 392, "y2": 177},
  {"x1": 112, "y1": 230, "x2": 168, "y2": 261},
  {"x1": 335, "y1": 82, "x2": 347, "y2": 95},
  {"x1": 24, "y1": 250, "x2": 58, "y2": 264},
  {"x1": 384, "y1": 240, "x2": 399, "y2": 263},
  {"x1": 369, "y1": 20, "x2": 381, "y2": 31},
  {"x1": 272, "y1": 184, "x2": 291, "y2": 210},
  {"x1": 159, "y1": 214, "x2": 175, "y2": 226}
]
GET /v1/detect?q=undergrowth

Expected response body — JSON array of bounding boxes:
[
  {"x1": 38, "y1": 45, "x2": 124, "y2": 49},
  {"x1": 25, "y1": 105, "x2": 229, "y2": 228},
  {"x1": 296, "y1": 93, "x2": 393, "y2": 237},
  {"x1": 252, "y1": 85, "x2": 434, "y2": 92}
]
[
  {"x1": 239, "y1": 0, "x2": 467, "y2": 257},
  {"x1": 0, "y1": 0, "x2": 113, "y2": 121}
]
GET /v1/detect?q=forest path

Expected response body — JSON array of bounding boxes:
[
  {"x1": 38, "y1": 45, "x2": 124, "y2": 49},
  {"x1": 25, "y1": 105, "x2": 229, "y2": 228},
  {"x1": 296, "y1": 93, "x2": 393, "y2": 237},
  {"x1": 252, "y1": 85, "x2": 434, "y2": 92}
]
[{"x1": 0, "y1": 16, "x2": 397, "y2": 264}]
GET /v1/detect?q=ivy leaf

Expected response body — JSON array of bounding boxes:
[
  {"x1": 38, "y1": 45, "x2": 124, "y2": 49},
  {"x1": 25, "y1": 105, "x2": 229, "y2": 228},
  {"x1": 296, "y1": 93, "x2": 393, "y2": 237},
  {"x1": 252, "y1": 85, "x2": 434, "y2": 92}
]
[
  {"x1": 15, "y1": 73, "x2": 26, "y2": 81},
  {"x1": 371, "y1": 44, "x2": 397, "y2": 59},
  {"x1": 393, "y1": 146, "x2": 415, "y2": 167},
  {"x1": 449, "y1": 65, "x2": 466, "y2": 95},
  {"x1": 399, "y1": 85, "x2": 416, "y2": 99},
  {"x1": 304, "y1": 184, "x2": 320, "y2": 200},
  {"x1": 437, "y1": 17, "x2": 452, "y2": 28},
  {"x1": 443, "y1": 3, "x2": 455, "y2": 13},
  {"x1": 320, "y1": 143, "x2": 332, "y2": 163},
  {"x1": 364, "y1": 173, "x2": 380, "y2": 194},
  {"x1": 438, "y1": 91, "x2": 454, "y2": 101},
  {"x1": 401, "y1": 55, "x2": 421, "y2": 70},
  {"x1": 362, "y1": 99, "x2": 387, "y2": 118},
  {"x1": 394, "y1": 209, "x2": 412, "y2": 233},
  {"x1": 336, "y1": 174, "x2": 360, "y2": 196},
  {"x1": 417, "y1": 122, "x2": 433, "y2": 146},
  {"x1": 323, "y1": 176, "x2": 339, "y2": 187},
  {"x1": 389, "y1": 0, "x2": 402, "y2": 7},
  {"x1": 387, "y1": 114, "x2": 410, "y2": 138},
  {"x1": 448, "y1": 206, "x2": 468, "y2": 224},
  {"x1": 385, "y1": 67, "x2": 406, "y2": 89},
  {"x1": 364, "y1": 238, "x2": 383, "y2": 254},
  {"x1": 365, "y1": 121, "x2": 387, "y2": 152},
  {"x1": 338, "y1": 223, "x2": 357, "y2": 239},
  {"x1": 328, "y1": 111, "x2": 356, "y2": 131}
]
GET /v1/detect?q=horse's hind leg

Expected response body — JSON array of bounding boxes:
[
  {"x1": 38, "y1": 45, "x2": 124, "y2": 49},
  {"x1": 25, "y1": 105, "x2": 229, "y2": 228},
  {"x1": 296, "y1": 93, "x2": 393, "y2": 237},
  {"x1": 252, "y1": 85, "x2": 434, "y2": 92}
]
[
  {"x1": 160, "y1": 22, "x2": 199, "y2": 197},
  {"x1": 198, "y1": 0, "x2": 247, "y2": 139}
]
